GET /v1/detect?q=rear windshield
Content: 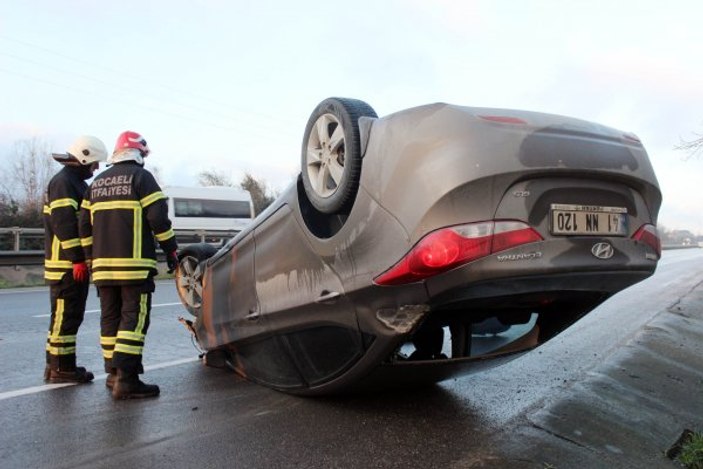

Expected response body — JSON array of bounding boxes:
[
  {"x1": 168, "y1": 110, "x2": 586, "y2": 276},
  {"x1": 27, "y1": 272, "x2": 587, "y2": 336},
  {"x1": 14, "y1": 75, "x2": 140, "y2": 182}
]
[{"x1": 173, "y1": 198, "x2": 251, "y2": 219}]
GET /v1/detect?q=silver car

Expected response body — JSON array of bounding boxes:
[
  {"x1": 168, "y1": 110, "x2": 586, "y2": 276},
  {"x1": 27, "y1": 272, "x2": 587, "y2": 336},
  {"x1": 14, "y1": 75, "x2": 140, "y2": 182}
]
[{"x1": 176, "y1": 97, "x2": 662, "y2": 395}]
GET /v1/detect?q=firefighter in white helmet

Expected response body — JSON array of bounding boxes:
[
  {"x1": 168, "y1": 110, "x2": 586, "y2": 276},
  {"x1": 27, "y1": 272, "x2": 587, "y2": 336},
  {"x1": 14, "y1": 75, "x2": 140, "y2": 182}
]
[
  {"x1": 80, "y1": 131, "x2": 178, "y2": 399},
  {"x1": 44, "y1": 135, "x2": 108, "y2": 383}
]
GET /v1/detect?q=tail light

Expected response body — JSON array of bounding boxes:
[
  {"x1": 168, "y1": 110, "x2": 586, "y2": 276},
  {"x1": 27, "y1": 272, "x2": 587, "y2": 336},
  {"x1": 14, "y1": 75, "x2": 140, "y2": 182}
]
[
  {"x1": 374, "y1": 221, "x2": 542, "y2": 286},
  {"x1": 632, "y1": 224, "x2": 661, "y2": 258}
]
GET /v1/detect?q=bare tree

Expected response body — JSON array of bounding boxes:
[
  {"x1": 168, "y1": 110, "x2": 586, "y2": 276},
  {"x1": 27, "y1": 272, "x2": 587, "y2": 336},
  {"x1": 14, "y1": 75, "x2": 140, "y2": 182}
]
[
  {"x1": 198, "y1": 169, "x2": 233, "y2": 187},
  {"x1": 0, "y1": 192, "x2": 19, "y2": 228},
  {"x1": 1, "y1": 137, "x2": 58, "y2": 216},
  {"x1": 675, "y1": 132, "x2": 703, "y2": 160},
  {"x1": 196, "y1": 169, "x2": 276, "y2": 215},
  {"x1": 240, "y1": 172, "x2": 276, "y2": 215}
]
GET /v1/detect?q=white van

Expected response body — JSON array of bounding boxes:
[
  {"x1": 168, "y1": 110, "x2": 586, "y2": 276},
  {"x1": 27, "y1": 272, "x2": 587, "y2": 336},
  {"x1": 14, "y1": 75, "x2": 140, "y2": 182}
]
[{"x1": 163, "y1": 186, "x2": 254, "y2": 236}]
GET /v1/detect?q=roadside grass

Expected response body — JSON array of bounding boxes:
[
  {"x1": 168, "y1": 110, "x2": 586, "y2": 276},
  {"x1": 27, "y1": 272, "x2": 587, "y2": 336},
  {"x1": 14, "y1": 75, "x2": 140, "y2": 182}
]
[
  {"x1": 0, "y1": 277, "x2": 45, "y2": 289},
  {"x1": 678, "y1": 431, "x2": 703, "y2": 469}
]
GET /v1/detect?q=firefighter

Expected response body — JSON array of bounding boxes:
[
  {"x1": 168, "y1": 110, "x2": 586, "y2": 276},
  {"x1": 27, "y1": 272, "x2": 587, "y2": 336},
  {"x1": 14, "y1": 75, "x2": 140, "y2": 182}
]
[
  {"x1": 44, "y1": 135, "x2": 108, "y2": 383},
  {"x1": 79, "y1": 131, "x2": 178, "y2": 399}
]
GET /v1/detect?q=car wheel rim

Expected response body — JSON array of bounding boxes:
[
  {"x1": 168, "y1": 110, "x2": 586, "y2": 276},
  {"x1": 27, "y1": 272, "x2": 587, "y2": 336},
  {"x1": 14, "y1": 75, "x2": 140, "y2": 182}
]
[
  {"x1": 305, "y1": 113, "x2": 345, "y2": 198},
  {"x1": 177, "y1": 255, "x2": 203, "y2": 309}
]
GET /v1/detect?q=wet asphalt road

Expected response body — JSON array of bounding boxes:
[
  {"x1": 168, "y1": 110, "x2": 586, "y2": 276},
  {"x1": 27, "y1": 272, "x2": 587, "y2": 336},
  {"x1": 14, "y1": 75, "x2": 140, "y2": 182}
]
[{"x1": 0, "y1": 249, "x2": 701, "y2": 468}]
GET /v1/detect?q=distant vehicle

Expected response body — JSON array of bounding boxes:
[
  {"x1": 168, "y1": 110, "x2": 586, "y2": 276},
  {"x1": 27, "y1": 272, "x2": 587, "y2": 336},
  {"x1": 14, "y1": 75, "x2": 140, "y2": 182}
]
[
  {"x1": 175, "y1": 97, "x2": 662, "y2": 396},
  {"x1": 164, "y1": 186, "x2": 254, "y2": 240}
]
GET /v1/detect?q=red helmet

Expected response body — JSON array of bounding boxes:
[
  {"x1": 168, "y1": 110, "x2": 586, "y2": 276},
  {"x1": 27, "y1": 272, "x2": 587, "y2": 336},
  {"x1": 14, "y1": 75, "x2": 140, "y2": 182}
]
[{"x1": 114, "y1": 131, "x2": 150, "y2": 157}]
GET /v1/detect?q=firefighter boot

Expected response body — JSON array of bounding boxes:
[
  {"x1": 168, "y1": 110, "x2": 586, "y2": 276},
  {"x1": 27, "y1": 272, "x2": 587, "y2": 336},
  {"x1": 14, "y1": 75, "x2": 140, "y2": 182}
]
[
  {"x1": 47, "y1": 366, "x2": 94, "y2": 384},
  {"x1": 112, "y1": 369, "x2": 160, "y2": 400},
  {"x1": 105, "y1": 368, "x2": 117, "y2": 389}
]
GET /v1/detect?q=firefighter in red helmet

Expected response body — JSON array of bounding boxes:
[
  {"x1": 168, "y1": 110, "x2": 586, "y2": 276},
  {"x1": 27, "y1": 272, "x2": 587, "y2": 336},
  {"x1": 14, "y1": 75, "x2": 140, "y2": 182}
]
[
  {"x1": 80, "y1": 131, "x2": 178, "y2": 399},
  {"x1": 44, "y1": 135, "x2": 108, "y2": 383}
]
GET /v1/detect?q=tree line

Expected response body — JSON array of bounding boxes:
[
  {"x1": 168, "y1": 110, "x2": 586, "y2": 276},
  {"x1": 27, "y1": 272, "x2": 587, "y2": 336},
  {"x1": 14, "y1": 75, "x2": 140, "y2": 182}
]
[{"x1": 0, "y1": 137, "x2": 278, "y2": 249}]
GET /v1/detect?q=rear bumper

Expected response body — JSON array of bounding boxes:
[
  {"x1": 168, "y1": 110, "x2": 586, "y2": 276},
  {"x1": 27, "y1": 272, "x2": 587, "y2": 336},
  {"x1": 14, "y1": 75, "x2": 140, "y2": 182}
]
[
  {"x1": 425, "y1": 236, "x2": 657, "y2": 309},
  {"x1": 428, "y1": 270, "x2": 652, "y2": 310}
]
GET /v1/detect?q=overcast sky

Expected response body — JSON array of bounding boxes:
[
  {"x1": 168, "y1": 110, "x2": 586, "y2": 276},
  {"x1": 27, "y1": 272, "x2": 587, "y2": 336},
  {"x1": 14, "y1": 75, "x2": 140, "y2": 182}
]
[{"x1": 1, "y1": 0, "x2": 702, "y2": 233}]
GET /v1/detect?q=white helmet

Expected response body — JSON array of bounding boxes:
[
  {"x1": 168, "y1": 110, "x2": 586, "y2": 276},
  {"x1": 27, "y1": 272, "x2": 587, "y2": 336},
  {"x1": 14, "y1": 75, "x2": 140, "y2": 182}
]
[{"x1": 52, "y1": 135, "x2": 108, "y2": 166}]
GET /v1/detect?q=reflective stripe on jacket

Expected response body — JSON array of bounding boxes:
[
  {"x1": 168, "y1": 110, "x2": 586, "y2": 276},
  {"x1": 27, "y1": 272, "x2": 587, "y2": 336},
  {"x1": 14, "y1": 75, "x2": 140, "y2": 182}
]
[
  {"x1": 79, "y1": 162, "x2": 177, "y2": 285},
  {"x1": 43, "y1": 167, "x2": 88, "y2": 283}
]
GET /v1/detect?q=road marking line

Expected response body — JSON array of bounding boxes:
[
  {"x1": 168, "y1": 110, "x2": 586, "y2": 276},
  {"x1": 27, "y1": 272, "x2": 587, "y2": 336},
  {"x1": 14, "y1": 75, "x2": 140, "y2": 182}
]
[
  {"x1": 0, "y1": 383, "x2": 75, "y2": 399},
  {"x1": 0, "y1": 357, "x2": 199, "y2": 402},
  {"x1": 143, "y1": 357, "x2": 199, "y2": 371},
  {"x1": 32, "y1": 302, "x2": 183, "y2": 318}
]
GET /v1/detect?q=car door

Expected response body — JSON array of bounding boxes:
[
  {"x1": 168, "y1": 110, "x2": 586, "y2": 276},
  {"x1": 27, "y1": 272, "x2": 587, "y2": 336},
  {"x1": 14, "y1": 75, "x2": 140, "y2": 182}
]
[
  {"x1": 198, "y1": 231, "x2": 262, "y2": 350},
  {"x1": 251, "y1": 204, "x2": 364, "y2": 390}
]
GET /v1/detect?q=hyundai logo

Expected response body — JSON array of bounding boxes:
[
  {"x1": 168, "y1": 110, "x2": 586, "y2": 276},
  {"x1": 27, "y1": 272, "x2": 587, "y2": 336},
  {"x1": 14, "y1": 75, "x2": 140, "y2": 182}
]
[{"x1": 591, "y1": 242, "x2": 614, "y2": 260}]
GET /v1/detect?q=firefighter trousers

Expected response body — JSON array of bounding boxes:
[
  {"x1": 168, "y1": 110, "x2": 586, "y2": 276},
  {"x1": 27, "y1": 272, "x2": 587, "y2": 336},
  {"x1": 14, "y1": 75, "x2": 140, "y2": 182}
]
[
  {"x1": 47, "y1": 275, "x2": 90, "y2": 371},
  {"x1": 98, "y1": 281, "x2": 155, "y2": 374}
]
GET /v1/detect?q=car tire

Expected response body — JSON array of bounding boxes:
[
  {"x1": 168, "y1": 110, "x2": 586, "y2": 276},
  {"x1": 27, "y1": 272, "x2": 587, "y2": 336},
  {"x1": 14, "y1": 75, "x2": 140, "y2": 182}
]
[
  {"x1": 176, "y1": 243, "x2": 218, "y2": 317},
  {"x1": 301, "y1": 97, "x2": 377, "y2": 214}
]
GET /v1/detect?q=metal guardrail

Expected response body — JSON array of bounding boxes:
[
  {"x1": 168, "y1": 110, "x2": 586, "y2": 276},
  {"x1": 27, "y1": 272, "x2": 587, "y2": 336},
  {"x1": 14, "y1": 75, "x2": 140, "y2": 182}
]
[
  {"x1": 0, "y1": 251, "x2": 170, "y2": 267},
  {"x1": 0, "y1": 227, "x2": 44, "y2": 252},
  {"x1": 0, "y1": 251, "x2": 45, "y2": 266},
  {"x1": 661, "y1": 244, "x2": 702, "y2": 250},
  {"x1": 0, "y1": 227, "x2": 234, "y2": 266}
]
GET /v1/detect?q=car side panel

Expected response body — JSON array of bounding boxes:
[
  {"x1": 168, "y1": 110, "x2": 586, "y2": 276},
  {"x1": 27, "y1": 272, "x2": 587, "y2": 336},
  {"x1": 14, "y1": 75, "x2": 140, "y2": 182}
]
[{"x1": 252, "y1": 204, "x2": 364, "y2": 389}]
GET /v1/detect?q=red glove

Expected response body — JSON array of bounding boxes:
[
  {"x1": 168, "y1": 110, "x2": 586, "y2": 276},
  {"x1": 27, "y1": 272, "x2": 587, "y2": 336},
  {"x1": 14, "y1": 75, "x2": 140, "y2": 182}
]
[
  {"x1": 73, "y1": 262, "x2": 88, "y2": 282},
  {"x1": 166, "y1": 251, "x2": 179, "y2": 273}
]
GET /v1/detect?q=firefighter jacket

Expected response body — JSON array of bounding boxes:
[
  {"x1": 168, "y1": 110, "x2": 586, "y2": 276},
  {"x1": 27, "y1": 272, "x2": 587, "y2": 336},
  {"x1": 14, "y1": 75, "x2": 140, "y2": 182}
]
[
  {"x1": 43, "y1": 166, "x2": 92, "y2": 283},
  {"x1": 79, "y1": 161, "x2": 177, "y2": 285}
]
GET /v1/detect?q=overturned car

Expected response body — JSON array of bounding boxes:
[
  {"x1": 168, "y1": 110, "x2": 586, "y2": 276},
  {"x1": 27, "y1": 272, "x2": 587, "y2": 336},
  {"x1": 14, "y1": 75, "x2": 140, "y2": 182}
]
[{"x1": 175, "y1": 97, "x2": 662, "y2": 396}]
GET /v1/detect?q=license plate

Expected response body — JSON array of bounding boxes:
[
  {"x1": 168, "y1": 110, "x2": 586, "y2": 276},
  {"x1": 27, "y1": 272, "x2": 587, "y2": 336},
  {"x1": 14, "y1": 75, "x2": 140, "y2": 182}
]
[{"x1": 550, "y1": 204, "x2": 627, "y2": 236}]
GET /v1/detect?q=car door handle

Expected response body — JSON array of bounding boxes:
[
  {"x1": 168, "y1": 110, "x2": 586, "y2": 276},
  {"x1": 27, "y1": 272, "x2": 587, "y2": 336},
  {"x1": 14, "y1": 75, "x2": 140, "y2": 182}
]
[
  {"x1": 245, "y1": 310, "x2": 260, "y2": 320},
  {"x1": 315, "y1": 290, "x2": 341, "y2": 304}
]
